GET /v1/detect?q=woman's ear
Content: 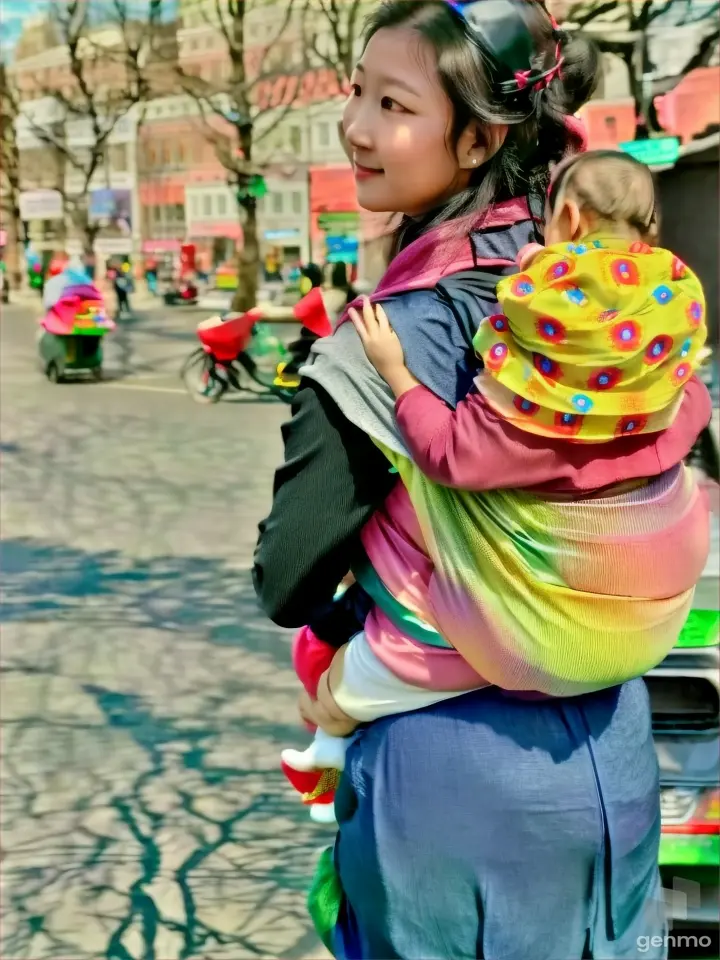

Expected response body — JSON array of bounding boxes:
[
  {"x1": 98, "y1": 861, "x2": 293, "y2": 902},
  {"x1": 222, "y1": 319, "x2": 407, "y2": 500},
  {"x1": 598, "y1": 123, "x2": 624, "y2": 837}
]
[{"x1": 456, "y1": 122, "x2": 508, "y2": 170}]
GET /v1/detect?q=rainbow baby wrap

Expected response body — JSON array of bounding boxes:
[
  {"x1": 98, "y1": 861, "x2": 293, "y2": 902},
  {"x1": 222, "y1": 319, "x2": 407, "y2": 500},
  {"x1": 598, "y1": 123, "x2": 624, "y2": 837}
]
[
  {"x1": 303, "y1": 219, "x2": 711, "y2": 699},
  {"x1": 475, "y1": 238, "x2": 707, "y2": 441},
  {"x1": 364, "y1": 453, "x2": 709, "y2": 696}
]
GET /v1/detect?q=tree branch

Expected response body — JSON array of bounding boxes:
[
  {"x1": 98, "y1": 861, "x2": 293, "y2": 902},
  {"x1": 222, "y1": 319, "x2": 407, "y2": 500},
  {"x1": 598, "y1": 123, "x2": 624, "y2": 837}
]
[{"x1": 677, "y1": 27, "x2": 720, "y2": 76}]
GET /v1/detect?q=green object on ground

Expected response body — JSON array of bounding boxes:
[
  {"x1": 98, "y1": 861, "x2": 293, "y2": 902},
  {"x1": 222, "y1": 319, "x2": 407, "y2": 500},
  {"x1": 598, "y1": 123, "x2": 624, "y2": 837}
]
[
  {"x1": 676, "y1": 609, "x2": 719, "y2": 648},
  {"x1": 307, "y1": 846, "x2": 342, "y2": 954}
]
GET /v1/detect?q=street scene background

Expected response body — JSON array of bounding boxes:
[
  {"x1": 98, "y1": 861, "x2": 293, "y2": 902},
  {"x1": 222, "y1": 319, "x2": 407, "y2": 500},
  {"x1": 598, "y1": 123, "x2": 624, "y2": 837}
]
[{"x1": 1, "y1": 1, "x2": 719, "y2": 959}]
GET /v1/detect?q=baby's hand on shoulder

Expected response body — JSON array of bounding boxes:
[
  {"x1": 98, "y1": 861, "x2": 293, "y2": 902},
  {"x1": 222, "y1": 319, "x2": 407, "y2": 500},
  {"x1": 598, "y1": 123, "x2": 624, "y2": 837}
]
[
  {"x1": 350, "y1": 297, "x2": 419, "y2": 398},
  {"x1": 517, "y1": 243, "x2": 545, "y2": 271}
]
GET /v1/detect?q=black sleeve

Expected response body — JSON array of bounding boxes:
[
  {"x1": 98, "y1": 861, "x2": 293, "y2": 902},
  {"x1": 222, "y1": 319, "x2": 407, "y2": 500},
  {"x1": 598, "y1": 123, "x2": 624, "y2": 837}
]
[{"x1": 252, "y1": 380, "x2": 396, "y2": 628}]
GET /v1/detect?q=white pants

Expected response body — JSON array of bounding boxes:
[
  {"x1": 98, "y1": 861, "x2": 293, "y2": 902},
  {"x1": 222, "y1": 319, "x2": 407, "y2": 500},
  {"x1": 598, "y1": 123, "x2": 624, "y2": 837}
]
[{"x1": 332, "y1": 631, "x2": 483, "y2": 722}]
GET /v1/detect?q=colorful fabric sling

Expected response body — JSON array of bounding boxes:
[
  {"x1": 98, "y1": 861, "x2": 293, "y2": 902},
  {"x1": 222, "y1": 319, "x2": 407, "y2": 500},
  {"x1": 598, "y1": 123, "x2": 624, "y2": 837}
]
[{"x1": 303, "y1": 210, "x2": 711, "y2": 699}]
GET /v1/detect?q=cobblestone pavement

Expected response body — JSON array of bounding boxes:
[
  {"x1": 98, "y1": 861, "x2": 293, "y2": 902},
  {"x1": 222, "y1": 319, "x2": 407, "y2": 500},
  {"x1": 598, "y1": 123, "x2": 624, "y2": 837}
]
[{"x1": 1, "y1": 306, "x2": 328, "y2": 959}]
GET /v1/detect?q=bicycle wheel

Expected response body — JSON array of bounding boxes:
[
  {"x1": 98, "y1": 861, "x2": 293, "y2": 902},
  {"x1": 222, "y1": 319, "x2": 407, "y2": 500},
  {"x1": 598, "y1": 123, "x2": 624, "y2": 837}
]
[{"x1": 181, "y1": 347, "x2": 227, "y2": 404}]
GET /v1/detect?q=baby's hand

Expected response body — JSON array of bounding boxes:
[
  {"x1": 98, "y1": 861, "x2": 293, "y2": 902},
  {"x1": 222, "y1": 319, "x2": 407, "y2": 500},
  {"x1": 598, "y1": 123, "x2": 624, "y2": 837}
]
[
  {"x1": 350, "y1": 297, "x2": 419, "y2": 398},
  {"x1": 517, "y1": 242, "x2": 545, "y2": 271},
  {"x1": 350, "y1": 297, "x2": 405, "y2": 377}
]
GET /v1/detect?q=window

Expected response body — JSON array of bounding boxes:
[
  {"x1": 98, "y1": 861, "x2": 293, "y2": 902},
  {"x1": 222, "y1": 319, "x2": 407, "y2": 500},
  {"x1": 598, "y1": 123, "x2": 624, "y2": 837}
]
[
  {"x1": 271, "y1": 192, "x2": 284, "y2": 215},
  {"x1": 173, "y1": 204, "x2": 185, "y2": 223},
  {"x1": 291, "y1": 190, "x2": 302, "y2": 215},
  {"x1": 110, "y1": 143, "x2": 128, "y2": 172},
  {"x1": 317, "y1": 122, "x2": 330, "y2": 148},
  {"x1": 161, "y1": 143, "x2": 171, "y2": 166},
  {"x1": 217, "y1": 193, "x2": 227, "y2": 216},
  {"x1": 288, "y1": 125, "x2": 302, "y2": 154},
  {"x1": 153, "y1": 206, "x2": 163, "y2": 224},
  {"x1": 175, "y1": 142, "x2": 185, "y2": 166},
  {"x1": 203, "y1": 194, "x2": 212, "y2": 217},
  {"x1": 191, "y1": 195, "x2": 199, "y2": 217}
]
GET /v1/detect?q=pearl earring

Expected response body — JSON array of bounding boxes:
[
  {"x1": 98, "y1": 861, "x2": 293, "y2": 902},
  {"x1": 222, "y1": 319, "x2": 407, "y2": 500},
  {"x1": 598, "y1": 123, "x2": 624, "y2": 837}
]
[{"x1": 472, "y1": 158, "x2": 477, "y2": 165}]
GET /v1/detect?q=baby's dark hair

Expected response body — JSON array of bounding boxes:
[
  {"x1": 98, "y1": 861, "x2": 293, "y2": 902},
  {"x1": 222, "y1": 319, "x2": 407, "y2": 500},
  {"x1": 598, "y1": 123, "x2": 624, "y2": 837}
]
[{"x1": 548, "y1": 149, "x2": 659, "y2": 242}]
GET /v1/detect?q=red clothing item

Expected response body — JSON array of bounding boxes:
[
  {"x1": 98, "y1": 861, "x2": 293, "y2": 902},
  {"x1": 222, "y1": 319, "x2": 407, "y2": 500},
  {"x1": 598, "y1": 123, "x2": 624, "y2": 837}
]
[{"x1": 395, "y1": 376, "x2": 711, "y2": 493}]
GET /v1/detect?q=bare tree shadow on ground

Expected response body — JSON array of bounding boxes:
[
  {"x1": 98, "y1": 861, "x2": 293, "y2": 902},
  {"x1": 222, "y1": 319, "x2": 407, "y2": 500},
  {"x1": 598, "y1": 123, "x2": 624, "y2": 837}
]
[{"x1": 1, "y1": 538, "x2": 325, "y2": 960}]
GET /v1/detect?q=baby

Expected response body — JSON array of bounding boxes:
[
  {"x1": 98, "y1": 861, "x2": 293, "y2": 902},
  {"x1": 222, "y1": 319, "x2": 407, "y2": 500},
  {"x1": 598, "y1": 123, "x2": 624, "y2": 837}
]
[{"x1": 283, "y1": 151, "x2": 711, "y2": 819}]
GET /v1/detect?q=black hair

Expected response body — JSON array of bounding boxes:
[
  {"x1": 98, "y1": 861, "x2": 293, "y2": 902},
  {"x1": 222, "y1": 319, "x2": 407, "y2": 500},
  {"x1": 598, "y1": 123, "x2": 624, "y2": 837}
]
[
  {"x1": 301, "y1": 263, "x2": 323, "y2": 288},
  {"x1": 330, "y1": 261, "x2": 350, "y2": 289},
  {"x1": 362, "y1": 0, "x2": 600, "y2": 257}
]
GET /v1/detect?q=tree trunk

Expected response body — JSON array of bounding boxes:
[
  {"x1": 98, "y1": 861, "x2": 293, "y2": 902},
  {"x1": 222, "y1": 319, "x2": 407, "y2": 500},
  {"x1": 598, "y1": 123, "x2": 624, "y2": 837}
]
[
  {"x1": 7, "y1": 203, "x2": 26, "y2": 288},
  {"x1": 232, "y1": 200, "x2": 259, "y2": 313},
  {"x1": 72, "y1": 203, "x2": 96, "y2": 261}
]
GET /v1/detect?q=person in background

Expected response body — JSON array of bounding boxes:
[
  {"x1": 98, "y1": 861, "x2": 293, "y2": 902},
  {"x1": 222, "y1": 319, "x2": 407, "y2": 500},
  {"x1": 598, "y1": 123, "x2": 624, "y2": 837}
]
[
  {"x1": 145, "y1": 257, "x2": 158, "y2": 296},
  {"x1": 111, "y1": 260, "x2": 133, "y2": 319},
  {"x1": 283, "y1": 263, "x2": 325, "y2": 376},
  {"x1": 323, "y1": 261, "x2": 358, "y2": 327}
]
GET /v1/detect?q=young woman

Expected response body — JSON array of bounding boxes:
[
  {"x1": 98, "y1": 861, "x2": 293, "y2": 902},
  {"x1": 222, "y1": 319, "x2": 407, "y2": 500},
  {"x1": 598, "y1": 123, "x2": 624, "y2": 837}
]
[{"x1": 254, "y1": 2, "x2": 690, "y2": 956}]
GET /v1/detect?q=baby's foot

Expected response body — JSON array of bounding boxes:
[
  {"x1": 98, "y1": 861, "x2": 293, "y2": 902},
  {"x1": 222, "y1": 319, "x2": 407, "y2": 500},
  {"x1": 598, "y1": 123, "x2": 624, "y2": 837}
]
[
  {"x1": 310, "y1": 802, "x2": 337, "y2": 825},
  {"x1": 281, "y1": 729, "x2": 349, "y2": 772}
]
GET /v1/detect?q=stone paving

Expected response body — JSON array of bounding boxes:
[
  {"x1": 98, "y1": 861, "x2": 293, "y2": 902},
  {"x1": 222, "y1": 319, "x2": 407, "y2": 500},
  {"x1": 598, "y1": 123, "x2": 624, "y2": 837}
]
[{"x1": 1, "y1": 306, "x2": 328, "y2": 959}]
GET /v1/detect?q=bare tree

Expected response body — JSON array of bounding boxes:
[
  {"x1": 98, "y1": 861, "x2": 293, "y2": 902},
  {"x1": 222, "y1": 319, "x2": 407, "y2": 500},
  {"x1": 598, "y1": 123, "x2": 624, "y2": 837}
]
[
  {"x1": 0, "y1": 57, "x2": 25, "y2": 287},
  {"x1": 303, "y1": 0, "x2": 365, "y2": 88},
  {"x1": 554, "y1": 0, "x2": 719, "y2": 133},
  {"x1": 173, "y1": 0, "x2": 314, "y2": 313},
  {"x1": 21, "y1": 0, "x2": 166, "y2": 258}
]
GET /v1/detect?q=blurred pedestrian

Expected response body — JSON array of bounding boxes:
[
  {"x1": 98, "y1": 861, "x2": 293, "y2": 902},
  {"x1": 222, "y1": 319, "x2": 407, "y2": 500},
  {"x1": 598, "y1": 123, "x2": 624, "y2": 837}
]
[
  {"x1": 112, "y1": 262, "x2": 133, "y2": 319},
  {"x1": 323, "y1": 261, "x2": 357, "y2": 327}
]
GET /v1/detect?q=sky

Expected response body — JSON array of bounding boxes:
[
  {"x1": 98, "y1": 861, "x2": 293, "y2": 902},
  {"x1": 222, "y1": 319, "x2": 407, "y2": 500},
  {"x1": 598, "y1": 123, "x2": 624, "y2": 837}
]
[
  {"x1": 0, "y1": 0, "x2": 178, "y2": 57},
  {"x1": 0, "y1": 0, "x2": 47, "y2": 54}
]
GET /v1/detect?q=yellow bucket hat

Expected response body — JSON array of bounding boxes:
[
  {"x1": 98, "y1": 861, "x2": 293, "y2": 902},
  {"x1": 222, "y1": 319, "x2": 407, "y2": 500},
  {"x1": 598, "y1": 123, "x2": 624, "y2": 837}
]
[{"x1": 474, "y1": 237, "x2": 707, "y2": 441}]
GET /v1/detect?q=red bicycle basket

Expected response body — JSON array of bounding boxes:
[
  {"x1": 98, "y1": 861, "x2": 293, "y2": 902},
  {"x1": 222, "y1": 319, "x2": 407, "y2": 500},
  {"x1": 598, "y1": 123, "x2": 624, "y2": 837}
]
[{"x1": 196, "y1": 310, "x2": 261, "y2": 361}]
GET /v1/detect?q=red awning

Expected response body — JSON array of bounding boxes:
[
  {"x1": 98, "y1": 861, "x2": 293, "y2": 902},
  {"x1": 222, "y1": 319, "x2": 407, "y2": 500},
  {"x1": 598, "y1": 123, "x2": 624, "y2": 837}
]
[
  {"x1": 139, "y1": 181, "x2": 186, "y2": 206},
  {"x1": 142, "y1": 239, "x2": 181, "y2": 253},
  {"x1": 310, "y1": 165, "x2": 359, "y2": 214},
  {"x1": 187, "y1": 221, "x2": 243, "y2": 241},
  {"x1": 655, "y1": 67, "x2": 720, "y2": 145}
]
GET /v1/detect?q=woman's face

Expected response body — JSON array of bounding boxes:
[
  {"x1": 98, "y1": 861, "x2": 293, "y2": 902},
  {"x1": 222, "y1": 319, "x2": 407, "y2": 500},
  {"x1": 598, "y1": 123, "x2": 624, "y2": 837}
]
[{"x1": 343, "y1": 27, "x2": 477, "y2": 217}]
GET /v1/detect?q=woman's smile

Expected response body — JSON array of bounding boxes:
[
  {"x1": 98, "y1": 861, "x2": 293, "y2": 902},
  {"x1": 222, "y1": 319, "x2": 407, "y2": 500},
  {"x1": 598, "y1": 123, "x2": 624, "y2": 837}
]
[{"x1": 354, "y1": 161, "x2": 385, "y2": 182}]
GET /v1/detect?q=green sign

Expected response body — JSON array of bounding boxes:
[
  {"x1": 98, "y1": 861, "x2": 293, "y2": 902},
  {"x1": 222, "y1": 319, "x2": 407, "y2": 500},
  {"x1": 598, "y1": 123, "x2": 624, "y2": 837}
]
[
  {"x1": 619, "y1": 136, "x2": 680, "y2": 167},
  {"x1": 317, "y1": 212, "x2": 360, "y2": 233}
]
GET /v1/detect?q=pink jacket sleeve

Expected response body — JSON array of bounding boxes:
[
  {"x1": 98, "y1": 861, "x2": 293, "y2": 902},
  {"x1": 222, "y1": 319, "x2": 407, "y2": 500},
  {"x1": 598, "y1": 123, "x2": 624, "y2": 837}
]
[{"x1": 394, "y1": 378, "x2": 711, "y2": 493}]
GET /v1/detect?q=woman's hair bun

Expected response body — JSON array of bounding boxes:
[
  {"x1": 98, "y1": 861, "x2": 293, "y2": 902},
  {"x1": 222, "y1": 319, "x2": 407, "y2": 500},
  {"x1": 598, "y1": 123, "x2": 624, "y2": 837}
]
[{"x1": 552, "y1": 29, "x2": 601, "y2": 115}]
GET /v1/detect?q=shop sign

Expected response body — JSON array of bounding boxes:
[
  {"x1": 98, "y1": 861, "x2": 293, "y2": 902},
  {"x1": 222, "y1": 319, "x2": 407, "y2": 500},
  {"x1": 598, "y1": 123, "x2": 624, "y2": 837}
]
[
  {"x1": 19, "y1": 189, "x2": 63, "y2": 221},
  {"x1": 619, "y1": 136, "x2": 680, "y2": 167},
  {"x1": 317, "y1": 212, "x2": 360, "y2": 233},
  {"x1": 325, "y1": 234, "x2": 359, "y2": 265},
  {"x1": 264, "y1": 228, "x2": 301, "y2": 242}
]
